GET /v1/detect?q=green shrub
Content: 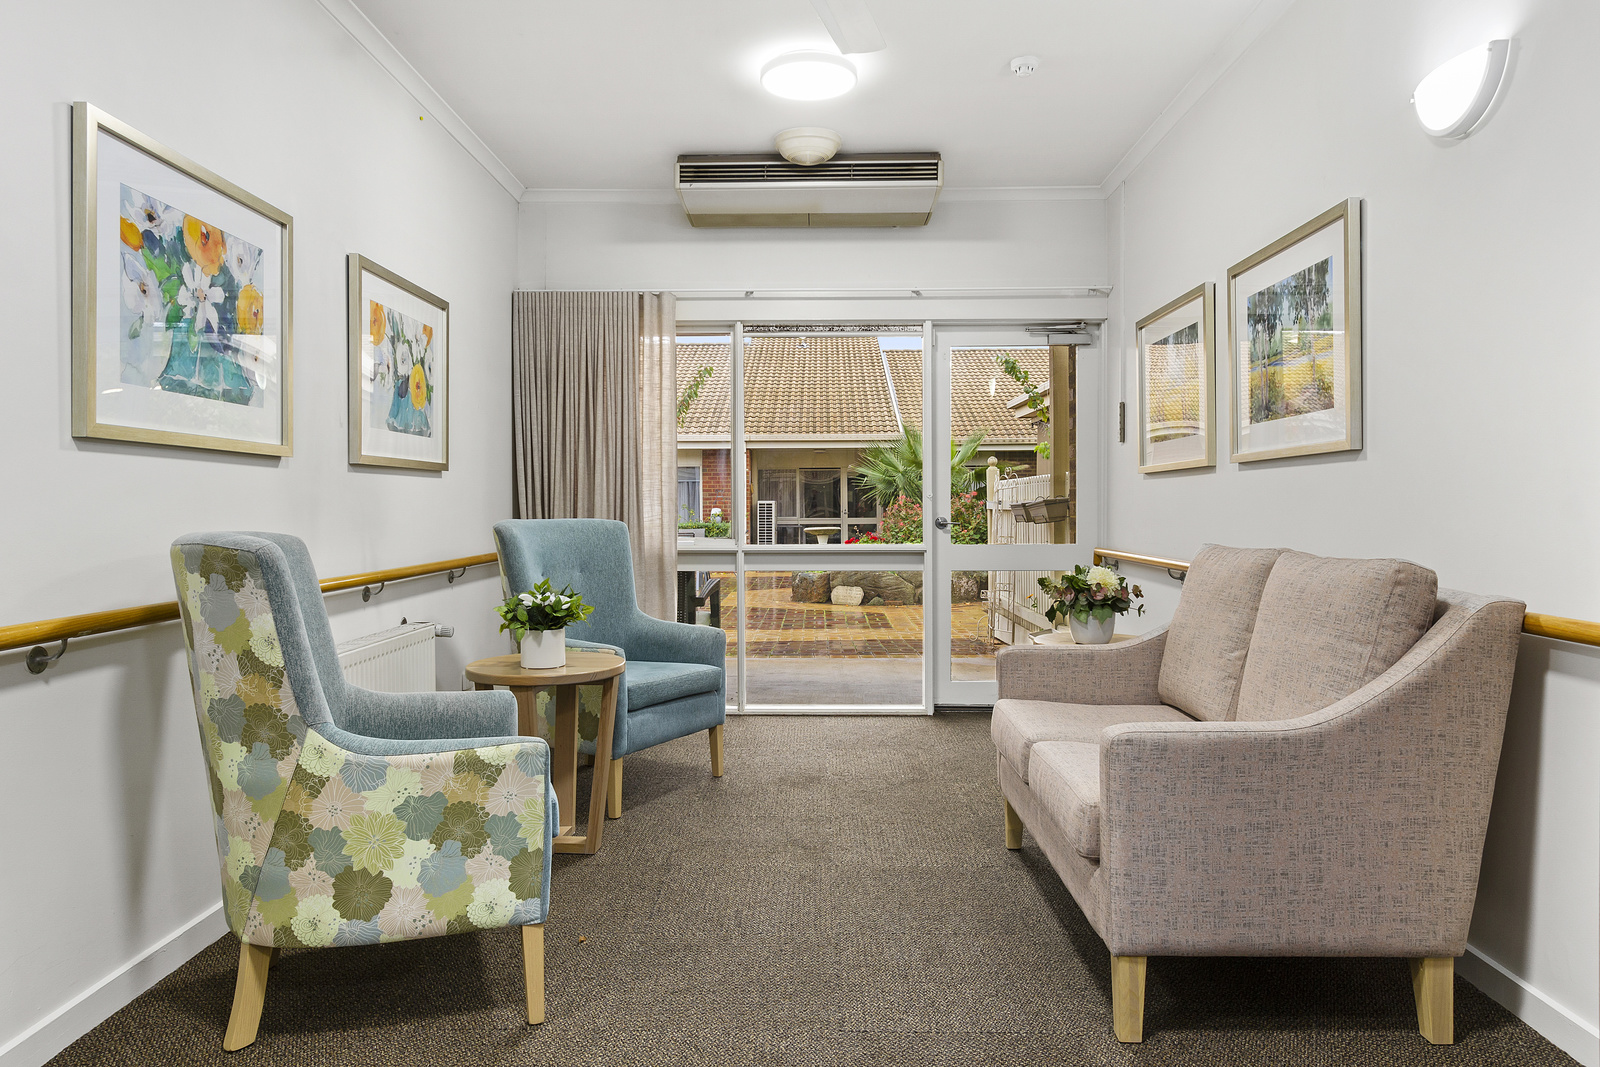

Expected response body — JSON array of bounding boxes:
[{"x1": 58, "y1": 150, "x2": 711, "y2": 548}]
[
  {"x1": 876, "y1": 492, "x2": 986, "y2": 544},
  {"x1": 675, "y1": 524, "x2": 732, "y2": 543}
]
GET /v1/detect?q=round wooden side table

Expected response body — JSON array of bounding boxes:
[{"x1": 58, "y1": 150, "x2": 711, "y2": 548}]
[{"x1": 464, "y1": 649, "x2": 625, "y2": 855}]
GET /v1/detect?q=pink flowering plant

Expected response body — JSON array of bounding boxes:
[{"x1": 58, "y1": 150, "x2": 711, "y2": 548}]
[
  {"x1": 496, "y1": 579, "x2": 594, "y2": 641},
  {"x1": 1034, "y1": 564, "x2": 1144, "y2": 626}
]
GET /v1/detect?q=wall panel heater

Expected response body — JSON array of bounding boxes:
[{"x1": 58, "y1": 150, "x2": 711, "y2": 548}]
[{"x1": 336, "y1": 623, "x2": 438, "y2": 693}]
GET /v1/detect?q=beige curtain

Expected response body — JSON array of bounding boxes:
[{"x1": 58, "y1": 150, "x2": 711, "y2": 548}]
[
  {"x1": 634, "y1": 292, "x2": 677, "y2": 618},
  {"x1": 510, "y1": 291, "x2": 677, "y2": 619}
]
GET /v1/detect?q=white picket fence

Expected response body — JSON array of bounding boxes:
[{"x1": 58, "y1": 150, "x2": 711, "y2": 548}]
[{"x1": 986, "y1": 473, "x2": 1055, "y2": 645}]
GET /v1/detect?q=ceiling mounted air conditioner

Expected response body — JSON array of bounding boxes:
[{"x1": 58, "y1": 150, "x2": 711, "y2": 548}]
[{"x1": 675, "y1": 153, "x2": 942, "y2": 228}]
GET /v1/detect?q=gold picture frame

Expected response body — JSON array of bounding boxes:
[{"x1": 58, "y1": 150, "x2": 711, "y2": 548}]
[
  {"x1": 1228, "y1": 198, "x2": 1363, "y2": 463},
  {"x1": 1136, "y1": 282, "x2": 1215, "y2": 473},
  {"x1": 347, "y1": 255, "x2": 450, "y2": 471},
  {"x1": 72, "y1": 102, "x2": 293, "y2": 456}
]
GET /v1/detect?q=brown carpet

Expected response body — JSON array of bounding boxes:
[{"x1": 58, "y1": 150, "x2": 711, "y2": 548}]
[{"x1": 49, "y1": 715, "x2": 1577, "y2": 1066}]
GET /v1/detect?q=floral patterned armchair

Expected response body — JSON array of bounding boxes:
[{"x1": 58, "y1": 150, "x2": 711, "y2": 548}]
[{"x1": 170, "y1": 532, "x2": 556, "y2": 1050}]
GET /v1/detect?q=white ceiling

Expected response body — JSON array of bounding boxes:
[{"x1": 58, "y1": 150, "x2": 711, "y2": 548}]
[{"x1": 352, "y1": 0, "x2": 1267, "y2": 192}]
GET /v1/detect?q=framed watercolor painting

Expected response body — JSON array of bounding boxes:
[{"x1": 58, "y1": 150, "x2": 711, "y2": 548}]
[
  {"x1": 1228, "y1": 198, "x2": 1363, "y2": 463},
  {"x1": 1136, "y1": 282, "x2": 1215, "y2": 473},
  {"x1": 72, "y1": 102, "x2": 293, "y2": 456},
  {"x1": 348, "y1": 255, "x2": 449, "y2": 470}
]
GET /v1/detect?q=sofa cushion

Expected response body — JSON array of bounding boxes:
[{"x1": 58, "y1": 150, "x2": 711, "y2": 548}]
[
  {"x1": 992, "y1": 699, "x2": 1192, "y2": 781},
  {"x1": 1234, "y1": 551, "x2": 1439, "y2": 721},
  {"x1": 1029, "y1": 741, "x2": 1103, "y2": 860},
  {"x1": 1158, "y1": 545, "x2": 1288, "y2": 721},
  {"x1": 624, "y1": 661, "x2": 723, "y2": 711}
]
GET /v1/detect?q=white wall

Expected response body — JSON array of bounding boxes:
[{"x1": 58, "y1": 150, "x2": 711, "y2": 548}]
[
  {"x1": 1105, "y1": 0, "x2": 1599, "y2": 1060},
  {"x1": 518, "y1": 194, "x2": 1109, "y2": 325},
  {"x1": 0, "y1": 3, "x2": 519, "y2": 1063}
]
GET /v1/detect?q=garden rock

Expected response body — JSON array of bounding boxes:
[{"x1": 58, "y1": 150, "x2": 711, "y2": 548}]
[
  {"x1": 831, "y1": 586, "x2": 864, "y2": 606},
  {"x1": 791, "y1": 571, "x2": 831, "y2": 603},
  {"x1": 950, "y1": 570, "x2": 987, "y2": 603},
  {"x1": 832, "y1": 570, "x2": 923, "y2": 605}
]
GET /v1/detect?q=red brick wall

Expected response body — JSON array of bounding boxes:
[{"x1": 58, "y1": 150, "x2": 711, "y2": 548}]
[{"x1": 701, "y1": 448, "x2": 732, "y2": 522}]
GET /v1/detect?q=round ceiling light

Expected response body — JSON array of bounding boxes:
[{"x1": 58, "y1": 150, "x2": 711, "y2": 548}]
[
  {"x1": 1412, "y1": 39, "x2": 1510, "y2": 138},
  {"x1": 761, "y1": 50, "x2": 857, "y2": 100}
]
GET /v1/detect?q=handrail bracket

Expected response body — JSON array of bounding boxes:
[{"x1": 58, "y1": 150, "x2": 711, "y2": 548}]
[{"x1": 26, "y1": 639, "x2": 68, "y2": 675}]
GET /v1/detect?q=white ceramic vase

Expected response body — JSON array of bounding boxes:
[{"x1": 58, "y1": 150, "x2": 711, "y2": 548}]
[
  {"x1": 1068, "y1": 614, "x2": 1115, "y2": 645},
  {"x1": 520, "y1": 627, "x2": 566, "y2": 669}
]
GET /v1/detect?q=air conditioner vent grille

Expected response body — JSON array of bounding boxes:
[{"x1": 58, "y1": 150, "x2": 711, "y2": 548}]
[{"x1": 678, "y1": 157, "x2": 941, "y2": 184}]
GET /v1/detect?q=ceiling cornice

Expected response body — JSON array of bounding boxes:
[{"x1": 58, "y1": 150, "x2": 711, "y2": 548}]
[
  {"x1": 938, "y1": 187, "x2": 1102, "y2": 202},
  {"x1": 316, "y1": 0, "x2": 526, "y2": 201},
  {"x1": 1097, "y1": 0, "x2": 1300, "y2": 195},
  {"x1": 520, "y1": 189, "x2": 680, "y2": 204}
]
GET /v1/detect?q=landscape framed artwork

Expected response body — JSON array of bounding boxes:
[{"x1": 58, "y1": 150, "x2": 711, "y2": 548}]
[
  {"x1": 1136, "y1": 282, "x2": 1215, "y2": 473},
  {"x1": 72, "y1": 102, "x2": 293, "y2": 456},
  {"x1": 348, "y1": 255, "x2": 449, "y2": 470},
  {"x1": 1228, "y1": 198, "x2": 1363, "y2": 462}
]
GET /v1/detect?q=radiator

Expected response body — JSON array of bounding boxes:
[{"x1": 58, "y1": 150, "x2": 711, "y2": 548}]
[{"x1": 336, "y1": 623, "x2": 437, "y2": 692}]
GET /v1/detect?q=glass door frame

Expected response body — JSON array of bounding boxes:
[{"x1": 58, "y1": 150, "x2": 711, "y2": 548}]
[
  {"x1": 928, "y1": 326, "x2": 1096, "y2": 708},
  {"x1": 675, "y1": 319, "x2": 936, "y2": 715}
]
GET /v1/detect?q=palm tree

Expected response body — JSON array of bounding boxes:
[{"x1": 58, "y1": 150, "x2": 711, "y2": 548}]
[{"x1": 855, "y1": 428, "x2": 985, "y2": 509}]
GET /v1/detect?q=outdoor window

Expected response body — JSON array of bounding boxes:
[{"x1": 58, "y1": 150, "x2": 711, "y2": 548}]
[
  {"x1": 677, "y1": 465, "x2": 701, "y2": 523},
  {"x1": 753, "y1": 467, "x2": 883, "y2": 544},
  {"x1": 801, "y1": 469, "x2": 841, "y2": 519}
]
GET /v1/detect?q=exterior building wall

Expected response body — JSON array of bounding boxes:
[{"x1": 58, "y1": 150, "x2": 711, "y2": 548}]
[{"x1": 701, "y1": 448, "x2": 732, "y2": 522}]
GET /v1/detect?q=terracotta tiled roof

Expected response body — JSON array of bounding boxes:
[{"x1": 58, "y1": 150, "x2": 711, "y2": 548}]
[
  {"x1": 676, "y1": 337, "x2": 1049, "y2": 445},
  {"x1": 948, "y1": 347, "x2": 1049, "y2": 445},
  {"x1": 675, "y1": 343, "x2": 730, "y2": 436},
  {"x1": 743, "y1": 336, "x2": 901, "y2": 437}
]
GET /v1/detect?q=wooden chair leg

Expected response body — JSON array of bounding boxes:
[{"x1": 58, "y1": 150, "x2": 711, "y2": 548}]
[
  {"x1": 1111, "y1": 955, "x2": 1146, "y2": 1043},
  {"x1": 709, "y1": 723, "x2": 725, "y2": 777},
  {"x1": 522, "y1": 924, "x2": 545, "y2": 1025},
  {"x1": 1004, "y1": 798, "x2": 1023, "y2": 849},
  {"x1": 223, "y1": 941, "x2": 273, "y2": 1051},
  {"x1": 1411, "y1": 956, "x2": 1453, "y2": 1044},
  {"x1": 606, "y1": 757, "x2": 623, "y2": 819}
]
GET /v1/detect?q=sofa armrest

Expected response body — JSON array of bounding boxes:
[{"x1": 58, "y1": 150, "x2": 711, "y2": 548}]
[
  {"x1": 1094, "y1": 593, "x2": 1524, "y2": 959},
  {"x1": 995, "y1": 627, "x2": 1167, "y2": 704},
  {"x1": 341, "y1": 686, "x2": 518, "y2": 742},
  {"x1": 622, "y1": 612, "x2": 727, "y2": 668}
]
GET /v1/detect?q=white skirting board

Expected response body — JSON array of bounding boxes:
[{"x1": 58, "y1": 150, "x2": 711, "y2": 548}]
[
  {"x1": 0, "y1": 905, "x2": 226, "y2": 1067},
  {"x1": 1459, "y1": 944, "x2": 1600, "y2": 1067}
]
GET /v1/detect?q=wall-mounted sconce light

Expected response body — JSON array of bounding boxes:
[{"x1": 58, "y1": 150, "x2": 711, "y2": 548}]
[{"x1": 1412, "y1": 39, "x2": 1510, "y2": 139}]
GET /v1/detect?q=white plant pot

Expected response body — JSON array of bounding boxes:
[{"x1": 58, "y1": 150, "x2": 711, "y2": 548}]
[
  {"x1": 520, "y1": 628, "x2": 566, "y2": 669},
  {"x1": 1068, "y1": 615, "x2": 1115, "y2": 645}
]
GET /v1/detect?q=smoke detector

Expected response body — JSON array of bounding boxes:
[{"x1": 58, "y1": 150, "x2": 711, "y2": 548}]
[
  {"x1": 1010, "y1": 55, "x2": 1039, "y2": 77},
  {"x1": 774, "y1": 127, "x2": 842, "y2": 166}
]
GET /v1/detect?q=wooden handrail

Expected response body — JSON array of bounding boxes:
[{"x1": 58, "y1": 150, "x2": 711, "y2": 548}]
[
  {"x1": 1091, "y1": 548, "x2": 1192, "y2": 574},
  {"x1": 0, "y1": 551, "x2": 498, "y2": 656},
  {"x1": 1521, "y1": 613, "x2": 1600, "y2": 646},
  {"x1": 1094, "y1": 547, "x2": 1600, "y2": 649}
]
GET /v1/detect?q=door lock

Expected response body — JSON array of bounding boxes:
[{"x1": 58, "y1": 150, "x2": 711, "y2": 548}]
[{"x1": 934, "y1": 516, "x2": 951, "y2": 531}]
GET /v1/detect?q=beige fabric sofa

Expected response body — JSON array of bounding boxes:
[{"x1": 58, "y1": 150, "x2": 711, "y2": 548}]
[{"x1": 992, "y1": 545, "x2": 1526, "y2": 1044}]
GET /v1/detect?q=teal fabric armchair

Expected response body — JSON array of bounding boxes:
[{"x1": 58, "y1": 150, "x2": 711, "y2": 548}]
[
  {"x1": 169, "y1": 532, "x2": 555, "y2": 1050},
  {"x1": 494, "y1": 519, "x2": 727, "y2": 816}
]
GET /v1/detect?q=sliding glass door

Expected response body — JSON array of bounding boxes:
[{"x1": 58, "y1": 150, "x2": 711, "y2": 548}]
[
  {"x1": 928, "y1": 328, "x2": 1094, "y2": 708},
  {"x1": 676, "y1": 322, "x2": 931, "y2": 713},
  {"x1": 676, "y1": 321, "x2": 1098, "y2": 712}
]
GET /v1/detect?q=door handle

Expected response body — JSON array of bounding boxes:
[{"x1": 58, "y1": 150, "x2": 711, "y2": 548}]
[{"x1": 934, "y1": 516, "x2": 951, "y2": 531}]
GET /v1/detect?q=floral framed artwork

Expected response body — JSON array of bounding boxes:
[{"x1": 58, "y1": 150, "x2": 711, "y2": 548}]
[
  {"x1": 348, "y1": 255, "x2": 449, "y2": 470},
  {"x1": 1136, "y1": 282, "x2": 1215, "y2": 473},
  {"x1": 72, "y1": 102, "x2": 293, "y2": 456},
  {"x1": 1228, "y1": 198, "x2": 1363, "y2": 462}
]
